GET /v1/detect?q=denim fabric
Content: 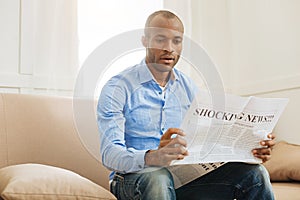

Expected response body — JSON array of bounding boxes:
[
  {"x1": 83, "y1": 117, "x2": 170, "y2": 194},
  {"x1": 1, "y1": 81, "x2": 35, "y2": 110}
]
[
  {"x1": 111, "y1": 163, "x2": 274, "y2": 200},
  {"x1": 176, "y1": 163, "x2": 274, "y2": 200},
  {"x1": 110, "y1": 167, "x2": 175, "y2": 200}
]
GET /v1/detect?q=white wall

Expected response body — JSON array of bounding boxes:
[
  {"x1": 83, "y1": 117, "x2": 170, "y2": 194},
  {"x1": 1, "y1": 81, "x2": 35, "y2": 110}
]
[
  {"x1": 190, "y1": 0, "x2": 233, "y2": 92},
  {"x1": 229, "y1": 0, "x2": 300, "y2": 96},
  {"x1": 229, "y1": 1, "x2": 300, "y2": 144},
  {"x1": 188, "y1": 0, "x2": 300, "y2": 143}
]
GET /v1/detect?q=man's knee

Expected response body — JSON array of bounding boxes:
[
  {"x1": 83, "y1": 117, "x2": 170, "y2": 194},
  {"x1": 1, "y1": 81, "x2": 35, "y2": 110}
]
[
  {"x1": 111, "y1": 167, "x2": 175, "y2": 200},
  {"x1": 235, "y1": 164, "x2": 273, "y2": 199},
  {"x1": 135, "y1": 167, "x2": 176, "y2": 199},
  {"x1": 246, "y1": 164, "x2": 271, "y2": 186},
  {"x1": 138, "y1": 167, "x2": 174, "y2": 189}
]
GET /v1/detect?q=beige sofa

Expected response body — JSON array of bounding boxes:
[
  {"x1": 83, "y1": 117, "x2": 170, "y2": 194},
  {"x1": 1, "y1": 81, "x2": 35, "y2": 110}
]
[
  {"x1": 0, "y1": 93, "x2": 116, "y2": 200},
  {"x1": 0, "y1": 93, "x2": 299, "y2": 199},
  {"x1": 263, "y1": 141, "x2": 300, "y2": 199}
]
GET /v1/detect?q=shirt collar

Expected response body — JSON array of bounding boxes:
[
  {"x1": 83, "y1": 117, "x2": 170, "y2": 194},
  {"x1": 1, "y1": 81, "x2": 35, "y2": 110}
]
[{"x1": 138, "y1": 59, "x2": 179, "y2": 85}]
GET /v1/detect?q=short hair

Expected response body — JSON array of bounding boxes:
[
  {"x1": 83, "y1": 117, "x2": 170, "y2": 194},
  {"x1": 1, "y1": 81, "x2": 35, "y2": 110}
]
[{"x1": 144, "y1": 10, "x2": 184, "y2": 36}]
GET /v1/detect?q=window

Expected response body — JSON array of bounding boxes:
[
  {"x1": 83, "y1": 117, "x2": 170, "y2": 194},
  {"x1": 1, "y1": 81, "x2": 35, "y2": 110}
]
[{"x1": 77, "y1": 0, "x2": 163, "y2": 98}]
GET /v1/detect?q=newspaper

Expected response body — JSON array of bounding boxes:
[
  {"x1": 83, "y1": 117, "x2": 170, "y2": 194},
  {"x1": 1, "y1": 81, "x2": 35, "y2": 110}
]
[{"x1": 167, "y1": 91, "x2": 288, "y2": 188}]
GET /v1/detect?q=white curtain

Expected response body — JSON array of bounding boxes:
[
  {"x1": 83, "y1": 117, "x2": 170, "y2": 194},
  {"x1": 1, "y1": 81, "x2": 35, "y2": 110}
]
[
  {"x1": 20, "y1": 0, "x2": 78, "y2": 96},
  {"x1": 77, "y1": 0, "x2": 163, "y2": 98},
  {"x1": 77, "y1": 0, "x2": 163, "y2": 66}
]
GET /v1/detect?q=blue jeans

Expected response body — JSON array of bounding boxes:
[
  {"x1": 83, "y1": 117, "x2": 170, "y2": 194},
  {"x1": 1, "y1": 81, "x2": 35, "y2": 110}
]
[{"x1": 110, "y1": 163, "x2": 274, "y2": 200}]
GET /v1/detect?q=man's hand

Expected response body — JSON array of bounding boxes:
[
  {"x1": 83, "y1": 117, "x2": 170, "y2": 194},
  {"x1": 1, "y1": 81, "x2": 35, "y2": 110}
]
[
  {"x1": 145, "y1": 128, "x2": 188, "y2": 166},
  {"x1": 252, "y1": 133, "x2": 276, "y2": 163}
]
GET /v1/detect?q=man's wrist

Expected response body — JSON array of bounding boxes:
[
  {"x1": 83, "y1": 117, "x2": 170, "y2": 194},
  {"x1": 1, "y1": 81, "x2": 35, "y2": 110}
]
[{"x1": 144, "y1": 149, "x2": 155, "y2": 166}]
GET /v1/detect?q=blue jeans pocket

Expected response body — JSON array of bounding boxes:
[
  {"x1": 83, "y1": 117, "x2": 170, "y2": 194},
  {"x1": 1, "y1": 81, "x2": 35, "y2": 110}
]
[{"x1": 111, "y1": 173, "x2": 140, "y2": 200}]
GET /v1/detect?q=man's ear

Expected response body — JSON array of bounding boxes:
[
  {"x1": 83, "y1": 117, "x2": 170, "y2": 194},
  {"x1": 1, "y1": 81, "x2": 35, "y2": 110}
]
[{"x1": 141, "y1": 36, "x2": 148, "y2": 47}]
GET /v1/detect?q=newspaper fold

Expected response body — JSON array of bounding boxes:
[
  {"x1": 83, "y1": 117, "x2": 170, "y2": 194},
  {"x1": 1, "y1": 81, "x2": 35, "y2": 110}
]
[{"x1": 168, "y1": 91, "x2": 288, "y2": 188}]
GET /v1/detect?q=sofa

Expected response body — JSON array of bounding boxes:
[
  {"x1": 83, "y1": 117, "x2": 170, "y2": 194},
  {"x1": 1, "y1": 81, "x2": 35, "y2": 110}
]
[
  {"x1": 263, "y1": 141, "x2": 300, "y2": 199},
  {"x1": 0, "y1": 93, "x2": 116, "y2": 200},
  {"x1": 0, "y1": 93, "x2": 299, "y2": 199}
]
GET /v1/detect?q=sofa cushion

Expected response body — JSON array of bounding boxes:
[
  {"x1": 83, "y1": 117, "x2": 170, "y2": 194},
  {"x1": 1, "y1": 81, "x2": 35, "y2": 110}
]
[
  {"x1": 0, "y1": 163, "x2": 116, "y2": 200},
  {"x1": 271, "y1": 182, "x2": 300, "y2": 200},
  {"x1": 263, "y1": 141, "x2": 300, "y2": 181},
  {"x1": 0, "y1": 93, "x2": 110, "y2": 189}
]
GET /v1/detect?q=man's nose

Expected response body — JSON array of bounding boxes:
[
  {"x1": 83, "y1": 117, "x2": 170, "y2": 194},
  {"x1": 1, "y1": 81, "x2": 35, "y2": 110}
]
[{"x1": 163, "y1": 40, "x2": 174, "y2": 52}]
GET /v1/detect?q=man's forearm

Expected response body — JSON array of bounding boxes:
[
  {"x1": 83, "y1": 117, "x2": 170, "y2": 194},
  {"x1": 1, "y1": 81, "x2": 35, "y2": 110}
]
[{"x1": 102, "y1": 145, "x2": 148, "y2": 173}]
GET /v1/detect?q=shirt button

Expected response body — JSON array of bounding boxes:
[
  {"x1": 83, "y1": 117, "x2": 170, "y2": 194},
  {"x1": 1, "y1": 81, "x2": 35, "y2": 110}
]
[
  {"x1": 162, "y1": 128, "x2": 165, "y2": 131},
  {"x1": 162, "y1": 108, "x2": 165, "y2": 111},
  {"x1": 159, "y1": 92, "x2": 162, "y2": 94}
]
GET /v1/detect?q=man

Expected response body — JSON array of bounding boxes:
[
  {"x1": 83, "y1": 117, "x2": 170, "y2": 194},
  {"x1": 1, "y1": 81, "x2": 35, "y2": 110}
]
[{"x1": 97, "y1": 10, "x2": 275, "y2": 200}]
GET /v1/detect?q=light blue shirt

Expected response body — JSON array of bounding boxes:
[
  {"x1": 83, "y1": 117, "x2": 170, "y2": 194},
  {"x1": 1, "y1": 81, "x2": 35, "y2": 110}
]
[{"x1": 97, "y1": 59, "x2": 197, "y2": 177}]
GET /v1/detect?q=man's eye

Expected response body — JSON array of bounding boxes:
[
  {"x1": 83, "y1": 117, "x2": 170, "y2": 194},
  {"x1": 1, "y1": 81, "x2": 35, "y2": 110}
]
[
  {"x1": 156, "y1": 38, "x2": 165, "y2": 43},
  {"x1": 173, "y1": 39, "x2": 182, "y2": 45}
]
